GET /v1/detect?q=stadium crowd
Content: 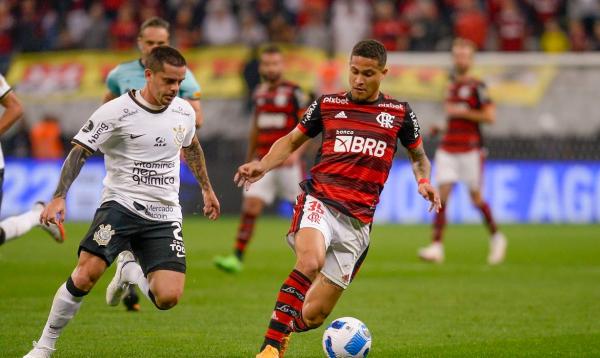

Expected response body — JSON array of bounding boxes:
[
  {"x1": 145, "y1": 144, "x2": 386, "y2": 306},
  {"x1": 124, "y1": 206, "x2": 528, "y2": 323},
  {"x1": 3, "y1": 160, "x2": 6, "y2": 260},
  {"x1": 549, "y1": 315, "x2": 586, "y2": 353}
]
[{"x1": 0, "y1": 0, "x2": 599, "y2": 58}]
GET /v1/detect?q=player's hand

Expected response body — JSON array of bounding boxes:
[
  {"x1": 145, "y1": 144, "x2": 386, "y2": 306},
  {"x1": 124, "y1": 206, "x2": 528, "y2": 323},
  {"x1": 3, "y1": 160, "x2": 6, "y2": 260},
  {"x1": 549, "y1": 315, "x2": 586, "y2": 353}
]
[
  {"x1": 429, "y1": 123, "x2": 442, "y2": 137},
  {"x1": 40, "y1": 197, "x2": 66, "y2": 225},
  {"x1": 234, "y1": 161, "x2": 267, "y2": 190},
  {"x1": 418, "y1": 182, "x2": 442, "y2": 213},
  {"x1": 202, "y1": 189, "x2": 220, "y2": 220}
]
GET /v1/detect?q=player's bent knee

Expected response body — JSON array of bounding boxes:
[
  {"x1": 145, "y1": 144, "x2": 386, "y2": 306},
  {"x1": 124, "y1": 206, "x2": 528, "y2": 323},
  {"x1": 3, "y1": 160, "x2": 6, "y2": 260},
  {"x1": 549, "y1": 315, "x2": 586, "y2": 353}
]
[
  {"x1": 151, "y1": 288, "x2": 183, "y2": 310},
  {"x1": 294, "y1": 259, "x2": 322, "y2": 280}
]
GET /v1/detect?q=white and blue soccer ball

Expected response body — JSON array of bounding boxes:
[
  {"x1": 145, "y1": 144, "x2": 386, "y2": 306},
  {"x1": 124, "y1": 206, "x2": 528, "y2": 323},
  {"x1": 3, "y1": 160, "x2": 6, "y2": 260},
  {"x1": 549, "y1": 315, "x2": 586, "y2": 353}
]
[{"x1": 322, "y1": 317, "x2": 371, "y2": 358}]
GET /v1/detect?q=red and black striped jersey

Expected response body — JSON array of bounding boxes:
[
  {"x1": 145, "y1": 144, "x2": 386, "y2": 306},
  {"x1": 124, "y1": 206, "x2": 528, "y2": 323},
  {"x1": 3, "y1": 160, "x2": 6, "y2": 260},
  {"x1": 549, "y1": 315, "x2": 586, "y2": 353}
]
[
  {"x1": 297, "y1": 92, "x2": 422, "y2": 224},
  {"x1": 440, "y1": 77, "x2": 492, "y2": 153},
  {"x1": 253, "y1": 80, "x2": 306, "y2": 159}
]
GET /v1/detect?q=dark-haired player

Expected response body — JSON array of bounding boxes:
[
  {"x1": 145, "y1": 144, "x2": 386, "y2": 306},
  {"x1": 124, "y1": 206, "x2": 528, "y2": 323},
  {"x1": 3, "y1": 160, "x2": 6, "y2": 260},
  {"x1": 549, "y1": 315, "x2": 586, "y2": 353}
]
[
  {"x1": 418, "y1": 38, "x2": 506, "y2": 265},
  {"x1": 214, "y1": 44, "x2": 307, "y2": 273},
  {"x1": 235, "y1": 39, "x2": 441, "y2": 358},
  {"x1": 24, "y1": 47, "x2": 220, "y2": 358}
]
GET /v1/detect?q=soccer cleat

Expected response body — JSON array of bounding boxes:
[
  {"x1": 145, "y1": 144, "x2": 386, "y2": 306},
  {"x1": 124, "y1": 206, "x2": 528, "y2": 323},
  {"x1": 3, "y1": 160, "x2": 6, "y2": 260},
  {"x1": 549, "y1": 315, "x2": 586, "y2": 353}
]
[
  {"x1": 35, "y1": 202, "x2": 66, "y2": 243},
  {"x1": 214, "y1": 254, "x2": 243, "y2": 273},
  {"x1": 122, "y1": 285, "x2": 141, "y2": 311},
  {"x1": 279, "y1": 335, "x2": 291, "y2": 358},
  {"x1": 106, "y1": 250, "x2": 136, "y2": 306},
  {"x1": 256, "y1": 345, "x2": 279, "y2": 358},
  {"x1": 23, "y1": 341, "x2": 54, "y2": 358},
  {"x1": 488, "y1": 232, "x2": 507, "y2": 265},
  {"x1": 418, "y1": 242, "x2": 444, "y2": 263}
]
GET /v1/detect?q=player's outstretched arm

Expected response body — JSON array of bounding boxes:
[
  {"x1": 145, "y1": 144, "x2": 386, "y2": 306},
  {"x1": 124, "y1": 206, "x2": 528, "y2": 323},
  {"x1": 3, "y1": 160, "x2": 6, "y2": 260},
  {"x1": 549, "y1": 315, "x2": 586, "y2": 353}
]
[
  {"x1": 182, "y1": 136, "x2": 220, "y2": 220},
  {"x1": 41, "y1": 144, "x2": 93, "y2": 224},
  {"x1": 234, "y1": 128, "x2": 309, "y2": 189},
  {"x1": 405, "y1": 142, "x2": 441, "y2": 213},
  {"x1": 0, "y1": 92, "x2": 24, "y2": 135}
]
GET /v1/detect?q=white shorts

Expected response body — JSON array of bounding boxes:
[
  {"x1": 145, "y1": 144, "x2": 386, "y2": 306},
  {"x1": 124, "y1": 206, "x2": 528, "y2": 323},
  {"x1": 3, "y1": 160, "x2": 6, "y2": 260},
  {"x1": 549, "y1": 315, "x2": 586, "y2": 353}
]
[
  {"x1": 244, "y1": 162, "x2": 303, "y2": 205},
  {"x1": 434, "y1": 148, "x2": 483, "y2": 190},
  {"x1": 286, "y1": 194, "x2": 370, "y2": 289}
]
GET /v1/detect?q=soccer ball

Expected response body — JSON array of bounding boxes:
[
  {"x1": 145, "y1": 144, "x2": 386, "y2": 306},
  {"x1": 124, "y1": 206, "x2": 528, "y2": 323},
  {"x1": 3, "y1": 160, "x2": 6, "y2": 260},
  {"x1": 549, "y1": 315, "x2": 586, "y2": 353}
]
[{"x1": 322, "y1": 317, "x2": 371, "y2": 358}]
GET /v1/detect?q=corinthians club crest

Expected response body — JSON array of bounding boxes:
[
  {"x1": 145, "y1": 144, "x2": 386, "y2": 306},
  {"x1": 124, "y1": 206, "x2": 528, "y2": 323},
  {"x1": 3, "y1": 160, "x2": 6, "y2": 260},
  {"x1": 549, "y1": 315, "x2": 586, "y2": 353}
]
[
  {"x1": 173, "y1": 124, "x2": 186, "y2": 146},
  {"x1": 93, "y1": 224, "x2": 115, "y2": 246}
]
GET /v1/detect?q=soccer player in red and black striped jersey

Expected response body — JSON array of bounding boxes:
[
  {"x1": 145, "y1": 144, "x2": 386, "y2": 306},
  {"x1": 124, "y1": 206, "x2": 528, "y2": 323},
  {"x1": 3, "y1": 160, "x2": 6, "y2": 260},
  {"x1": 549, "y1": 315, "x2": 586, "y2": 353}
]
[
  {"x1": 235, "y1": 40, "x2": 441, "y2": 358},
  {"x1": 419, "y1": 38, "x2": 507, "y2": 265},
  {"x1": 214, "y1": 45, "x2": 307, "y2": 273}
]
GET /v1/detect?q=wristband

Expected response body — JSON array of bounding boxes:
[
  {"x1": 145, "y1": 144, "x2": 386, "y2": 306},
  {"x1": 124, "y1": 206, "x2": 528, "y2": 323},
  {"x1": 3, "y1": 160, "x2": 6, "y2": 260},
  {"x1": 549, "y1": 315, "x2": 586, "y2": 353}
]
[{"x1": 418, "y1": 178, "x2": 430, "y2": 185}]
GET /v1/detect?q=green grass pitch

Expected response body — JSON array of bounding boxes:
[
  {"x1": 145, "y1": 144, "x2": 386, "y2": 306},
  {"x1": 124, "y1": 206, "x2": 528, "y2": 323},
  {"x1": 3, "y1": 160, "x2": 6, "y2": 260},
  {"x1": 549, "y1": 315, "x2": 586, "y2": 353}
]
[{"x1": 1, "y1": 217, "x2": 599, "y2": 357}]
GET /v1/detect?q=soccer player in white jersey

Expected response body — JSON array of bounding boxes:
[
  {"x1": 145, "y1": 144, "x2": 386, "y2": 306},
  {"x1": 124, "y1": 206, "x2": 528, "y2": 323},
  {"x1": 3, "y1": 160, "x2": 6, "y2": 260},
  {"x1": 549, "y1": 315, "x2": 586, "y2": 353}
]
[
  {"x1": 24, "y1": 46, "x2": 220, "y2": 358},
  {"x1": 0, "y1": 74, "x2": 65, "y2": 247},
  {"x1": 104, "y1": 16, "x2": 205, "y2": 310}
]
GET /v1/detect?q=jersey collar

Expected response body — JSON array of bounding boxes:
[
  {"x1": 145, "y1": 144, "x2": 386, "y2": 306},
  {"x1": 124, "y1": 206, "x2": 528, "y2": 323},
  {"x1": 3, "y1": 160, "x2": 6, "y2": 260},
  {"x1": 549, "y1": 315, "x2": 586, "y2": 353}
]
[
  {"x1": 128, "y1": 90, "x2": 169, "y2": 114},
  {"x1": 346, "y1": 91, "x2": 385, "y2": 105}
]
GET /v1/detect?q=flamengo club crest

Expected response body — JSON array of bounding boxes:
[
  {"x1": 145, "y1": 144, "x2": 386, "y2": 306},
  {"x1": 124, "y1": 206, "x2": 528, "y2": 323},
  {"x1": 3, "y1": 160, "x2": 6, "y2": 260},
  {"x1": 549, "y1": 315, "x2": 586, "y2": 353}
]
[
  {"x1": 173, "y1": 124, "x2": 186, "y2": 146},
  {"x1": 376, "y1": 112, "x2": 395, "y2": 128},
  {"x1": 93, "y1": 224, "x2": 115, "y2": 246}
]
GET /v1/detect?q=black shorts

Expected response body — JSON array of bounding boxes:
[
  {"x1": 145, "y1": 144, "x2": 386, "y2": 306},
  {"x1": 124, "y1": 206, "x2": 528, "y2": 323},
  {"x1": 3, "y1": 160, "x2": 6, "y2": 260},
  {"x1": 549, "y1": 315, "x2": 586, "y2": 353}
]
[{"x1": 79, "y1": 201, "x2": 186, "y2": 275}]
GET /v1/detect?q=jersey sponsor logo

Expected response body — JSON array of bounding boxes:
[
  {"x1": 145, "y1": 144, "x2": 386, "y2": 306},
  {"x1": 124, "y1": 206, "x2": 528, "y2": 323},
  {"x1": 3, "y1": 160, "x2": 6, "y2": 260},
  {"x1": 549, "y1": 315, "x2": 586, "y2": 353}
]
[
  {"x1": 334, "y1": 111, "x2": 347, "y2": 119},
  {"x1": 302, "y1": 99, "x2": 318, "y2": 123},
  {"x1": 81, "y1": 120, "x2": 94, "y2": 133},
  {"x1": 376, "y1": 112, "x2": 395, "y2": 128},
  {"x1": 323, "y1": 96, "x2": 349, "y2": 105},
  {"x1": 334, "y1": 135, "x2": 387, "y2": 158},
  {"x1": 93, "y1": 224, "x2": 115, "y2": 246},
  {"x1": 409, "y1": 110, "x2": 420, "y2": 138},
  {"x1": 87, "y1": 122, "x2": 109, "y2": 145},
  {"x1": 117, "y1": 108, "x2": 138, "y2": 121},
  {"x1": 171, "y1": 106, "x2": 192, "y2": 117},
  {"x1": 131, "y1": 161, "x2": 176, "y2": 186},
  {"x1": 133, "y1": 200, "x2": 175, "y2": 220},
  {"x1": 378, "y1": 102, "x2": 403, "y2": 110},
  {"x1": 129, "y1": 134, "x2": 145, "y2": 139},
  {"x1": 154, "y1": 137, "x2": 166, "y2": 147},
  {"x1": 172, "y1": 124, "x2": 186, "y2": 146},
  {"x1": 257, "y1": 112, "x2": 287, "y2": 129}
]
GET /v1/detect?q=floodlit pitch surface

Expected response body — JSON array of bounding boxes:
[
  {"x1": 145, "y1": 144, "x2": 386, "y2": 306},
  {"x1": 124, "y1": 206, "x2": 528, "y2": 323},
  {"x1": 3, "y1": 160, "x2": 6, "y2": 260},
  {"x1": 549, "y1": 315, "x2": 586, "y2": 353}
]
[{"x1": 1, "y1": 217, "x2": 598, "y2": 357}]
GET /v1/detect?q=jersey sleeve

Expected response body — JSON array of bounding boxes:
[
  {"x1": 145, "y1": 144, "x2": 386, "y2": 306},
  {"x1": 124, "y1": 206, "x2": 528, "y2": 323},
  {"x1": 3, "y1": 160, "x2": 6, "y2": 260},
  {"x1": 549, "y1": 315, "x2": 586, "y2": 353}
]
[
  {"x1": 296, "y1": 96, "x2": 323, "y2": 138},
  {"x1": 105, "y1": 66, "x2": 121, "y2": 96},
  {"x1": 179, "y1": 68, "x2": 202, "y2": 100},
  {"x1": 72, "y1": 105, "x2": 117, "y2": 153},
  {"x1": 0, "y1": 74, "x2": 12, "y2": 99},
  {"x1": 476, "y1": 82, "x2": 492, "y2": 106},
  {"x1": 398, "y1": 103, "x2": 422, "y2": 149}
]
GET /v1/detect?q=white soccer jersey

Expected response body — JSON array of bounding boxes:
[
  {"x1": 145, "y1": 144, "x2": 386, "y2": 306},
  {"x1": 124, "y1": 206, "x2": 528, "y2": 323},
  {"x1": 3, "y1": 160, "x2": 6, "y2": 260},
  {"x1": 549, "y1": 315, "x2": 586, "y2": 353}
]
[
  {"x1": 0, "y1": 74, "x2": 12, "y2": 168},
  {"x1": 73, "y1": 90, "x2": 196, "y2": 222}
]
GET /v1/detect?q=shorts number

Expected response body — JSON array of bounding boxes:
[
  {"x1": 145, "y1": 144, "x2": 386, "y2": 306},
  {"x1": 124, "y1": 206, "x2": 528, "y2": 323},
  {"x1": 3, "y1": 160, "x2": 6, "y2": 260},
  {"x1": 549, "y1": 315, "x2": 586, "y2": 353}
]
[{"x1": 172, "y1": 222, "x2": 182, "y2": 240}]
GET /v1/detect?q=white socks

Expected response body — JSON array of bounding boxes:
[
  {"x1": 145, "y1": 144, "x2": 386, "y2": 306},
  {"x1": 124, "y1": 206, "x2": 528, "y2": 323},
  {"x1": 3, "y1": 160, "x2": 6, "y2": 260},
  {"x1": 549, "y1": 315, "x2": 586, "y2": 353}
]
[
  {"x1": 0, "y1": 205, "x2": 42, "y2": 242},
  {"x1": 37, "y1": 283, "x2": 83, "y2": 349},
  {"x1": 122, "y1": 261, "x2": 150, "y2": 301}
]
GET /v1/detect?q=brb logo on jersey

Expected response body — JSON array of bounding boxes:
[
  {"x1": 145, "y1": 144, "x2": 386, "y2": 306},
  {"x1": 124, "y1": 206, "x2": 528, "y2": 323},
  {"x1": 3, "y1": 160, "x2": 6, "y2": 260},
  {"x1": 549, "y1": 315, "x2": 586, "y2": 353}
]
[{"x1": 333, "y1": 130, "x2": 387, "y2": 157}]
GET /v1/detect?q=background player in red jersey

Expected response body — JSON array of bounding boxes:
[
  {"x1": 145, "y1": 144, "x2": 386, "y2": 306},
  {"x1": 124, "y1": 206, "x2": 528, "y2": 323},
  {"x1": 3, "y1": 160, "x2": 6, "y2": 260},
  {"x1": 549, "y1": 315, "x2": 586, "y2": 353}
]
[
  {"x1": 419, "y1": 38, "x2": 507, "y2": 265},
  {"x1": 214, "y1": 45, "x2": 307, "y2": 273},
  {"x1": 235, "y1": 39, "x2": 441, "y2": 358}
]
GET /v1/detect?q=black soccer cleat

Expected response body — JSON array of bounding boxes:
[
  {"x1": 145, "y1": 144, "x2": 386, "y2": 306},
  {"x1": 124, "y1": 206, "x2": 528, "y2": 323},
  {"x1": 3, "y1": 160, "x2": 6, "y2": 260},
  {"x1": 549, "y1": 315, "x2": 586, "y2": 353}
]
[{"x1": 122, "y1": 285, "x2": 140, "y2": 311}]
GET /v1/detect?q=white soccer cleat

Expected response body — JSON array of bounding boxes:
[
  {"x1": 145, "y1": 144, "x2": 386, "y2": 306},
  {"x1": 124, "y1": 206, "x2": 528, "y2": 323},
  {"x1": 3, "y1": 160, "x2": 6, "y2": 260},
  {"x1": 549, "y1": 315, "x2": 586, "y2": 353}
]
[
  {"x1": 35, "y1": 202, "x2": 66, "y2": 243},
  {"x1": 23, "y1": 341, "x2": 55, "y2": 358},
  {"x1": 106, "y1": 250, "x2": 136, "y2": 306},
  {"x1": 418, "y1": 242, "x2": 444, "y2": 263},
  {"x1": 488, "y1": 232, "x2": 507, "y2": 265}
]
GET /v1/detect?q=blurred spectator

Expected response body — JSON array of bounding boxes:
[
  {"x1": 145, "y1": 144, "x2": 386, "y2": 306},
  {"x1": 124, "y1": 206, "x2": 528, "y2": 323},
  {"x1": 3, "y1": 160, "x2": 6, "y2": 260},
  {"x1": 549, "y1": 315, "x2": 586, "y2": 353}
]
[
  {"x1": 409, "y1": 0, "x2": 446, "y2": 51},
  {"x1": 453, "y1": 0, "x2": 489, "y2": 50},
  {"x1": 81, "y1": 2, "x2": 110, "y2": 49},
  {"x1": 15, "y1": 0, "x2": 44, "y2": 52},
  {"x1": 242, "y1": 46, "x2": 260, "y2": 113},
  {"x1": 316, "y1": 50, "x2": 343, "y2": 95},
  {"x1": 569, "y1": 19, "x2": 589, "y2": 51},
  {"x1": 540, "y1": 18, "x2": 569, "y2": 52},
  {"x1": 30, "y1": 114, "x2": 64, "y2": 160},
  {"x1": 0, "y1": 1, "x2": 15, "y2": 74},
  {"x1": 331, "y1": 0, "x2": 371, "y2": 54},
  {"x1": 255, "y1": 0, "x2": 279, "y2": 27},
  {"x1": 171, "y1": 4, "x2": 200, "y2": 50},
  {"x1": 297, "y1": 2, "x2": 330, "y2": 51},
  {"x1": 109, "y1": 3, "x2": 138, "y2": 50},
  {"x1": 568, "y1": 0, "x2": 600, "y2": 32},
  {"x1": 202, "y1": 0, "x2": 239, "y2": 45},
  {"x1": 239, "y1": 10, "x2": 268, "y2": 47},
  {"x1": 591, "y1": 20, "x2": 600, "y2": 51},
  {"x1": 529, "y1": 0, "x2": 564, "y2": 24},
  {"x1": 372, "y1": 0, "x2": 410, "y2": 51},
  {"x1": 66, "y1": 2, "x2": 91, "y2": 48},
  {"x1": 267, "y1": 13, "x2": 295, "y2": 43},
  {"x1": 495, "y1": 0, "x2": 527, "y2": 51}
]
